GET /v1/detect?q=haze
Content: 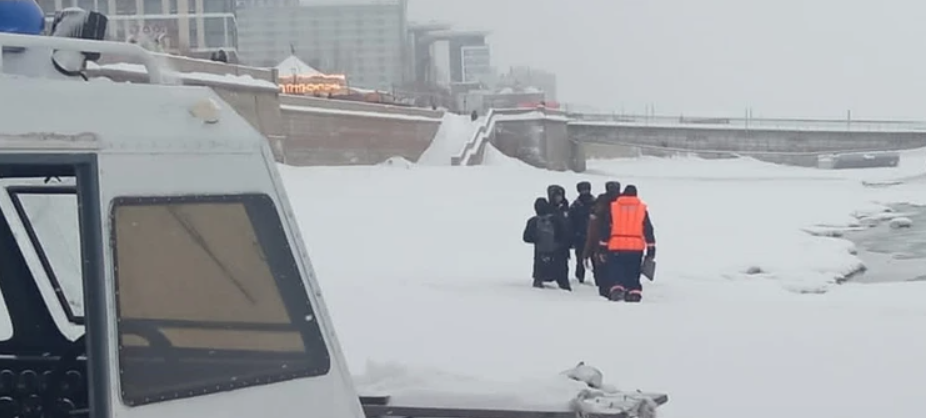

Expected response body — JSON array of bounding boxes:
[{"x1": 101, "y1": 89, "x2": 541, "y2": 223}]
[{"x1": 410, "y1": 0, "x2": 926, "y2": 119}]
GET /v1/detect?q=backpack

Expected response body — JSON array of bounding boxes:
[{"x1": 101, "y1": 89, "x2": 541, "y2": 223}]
[{"x1": 535, "y1": 215, "x2": 558, "y2": 253}]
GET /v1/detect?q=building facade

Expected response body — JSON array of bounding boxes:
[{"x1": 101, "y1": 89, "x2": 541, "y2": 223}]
[
  {"x1": 236, "y1": 0, "x2": 409, "y2": 91},
  {"x1": 37, "y1": 0, "x2": 238, "y2": 53},
  {"x1": 415, "y1": 29, "x2": 489, "y2": 87}
]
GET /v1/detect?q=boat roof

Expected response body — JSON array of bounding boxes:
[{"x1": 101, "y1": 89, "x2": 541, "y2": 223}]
[{"x1": 0, "y1": 73, "x2": 266, "y2": 152}]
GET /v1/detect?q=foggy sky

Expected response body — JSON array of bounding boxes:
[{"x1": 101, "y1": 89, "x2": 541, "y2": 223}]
[{"x1": 409, "y1": 0, "x2": 926, "y2": 120}]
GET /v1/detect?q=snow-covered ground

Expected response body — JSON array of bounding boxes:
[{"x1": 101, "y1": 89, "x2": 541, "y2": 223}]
[
  {"x1": 417, "y1": 112, "x2": 484, "y2": 165},
  {"x1": 279, "y1": 147, "x2": 926, "y2": 418}
]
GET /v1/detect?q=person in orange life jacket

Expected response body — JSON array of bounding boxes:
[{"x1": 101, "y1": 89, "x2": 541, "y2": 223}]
[
  {"x1": 523, "y1": 197, "x2": 572, "y2": 291},
  {"x1": 598, "y1": 185, "x2": 655, "y2": 303}
]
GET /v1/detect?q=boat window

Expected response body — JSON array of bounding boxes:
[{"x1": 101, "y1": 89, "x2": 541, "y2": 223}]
[
  {"x1": 9, "y1": 187, "x2": 84, "y2": 322},
  {"x1": 111, "y1": 194, "x2": 330, "y2": 406},
  {"x1": 0, "y1": 286, "x2": 12, "y2": 342}
]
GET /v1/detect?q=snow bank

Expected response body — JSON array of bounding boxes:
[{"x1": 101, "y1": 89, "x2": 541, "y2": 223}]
[
  {"x1": 482, "y1": 142, "x2": 531, "y2": 168},
  {"x1": 354, "y1": 362, "x2": 655, "y2": 415},
  {"x1": 378, "y1": 156, "x2": 415, "y2": 168},
  {"x1": 889, "y1": 216, "x2": 914, "y2": 229},
  {"x1": 356, "y1": 362, "x2": 594, "y2": 410},
  {"x1": 418, "y1": 113, "x2": 482, "y2": 166}
]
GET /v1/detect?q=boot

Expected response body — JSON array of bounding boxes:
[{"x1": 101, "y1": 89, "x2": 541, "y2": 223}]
[
  {"x1": 532, "y1": 280, "x2": 544, "y2": 289},
  {"x1": 624, "y1": 290, "x2": 643, "y2": 303},
  {"x1": 608, "y1": 285, "x2": 626, "y2": 302}
]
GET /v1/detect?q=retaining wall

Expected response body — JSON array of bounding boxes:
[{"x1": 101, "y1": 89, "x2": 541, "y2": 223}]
[
  {"x1": 279, "y1": 95, "x2": 443, "y2": 165},
  {"x1": 573, "y1": 122, "x2": 926, "y2": 166},
  {"x1": 491, "y1": 108, "x2": 579, "y2": 171}
]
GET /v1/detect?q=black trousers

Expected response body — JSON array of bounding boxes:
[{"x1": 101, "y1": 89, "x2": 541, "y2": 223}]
[
  {"x1": 533, "y1": 252, "x2": 571, "y2": 290},
  {"x1": 607, "y1": 251, "x2": 644, "y2": 292},
  {"x1": 593, "y1": 256, "x2": 610, "y2": 298},
  {"x1": 573, "y1": 239, "x2": 586, "y2": 280}
]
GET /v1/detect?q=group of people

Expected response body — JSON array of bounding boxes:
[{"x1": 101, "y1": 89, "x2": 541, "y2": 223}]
[{"x1": 522, "y1": 181, "x2": 657, "y2": 302}]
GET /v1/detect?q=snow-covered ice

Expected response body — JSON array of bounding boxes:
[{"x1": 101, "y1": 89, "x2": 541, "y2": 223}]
[{"x1": 280, "y1": 146, "x2": 926, "y2": 418}]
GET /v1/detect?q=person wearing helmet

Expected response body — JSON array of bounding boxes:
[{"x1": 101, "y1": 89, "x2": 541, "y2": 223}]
[{"x1": 0, "y1": 0, "x2": 45, "y2": 35}]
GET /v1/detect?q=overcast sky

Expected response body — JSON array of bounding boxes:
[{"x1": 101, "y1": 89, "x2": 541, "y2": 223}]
[{"x1": 409, "y1": 0, "x2": 926, "y2": 120}]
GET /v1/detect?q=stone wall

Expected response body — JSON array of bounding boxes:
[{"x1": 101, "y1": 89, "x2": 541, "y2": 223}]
[
  {"x1": 491, "y1": 108, "x2": 577, "y2": 171},
  {"x1": 572, "y1": 123, "x2": 926, "y2": 156},
  {"x1": 280, "y1": 95, "x2": 443, "y2": 166}
]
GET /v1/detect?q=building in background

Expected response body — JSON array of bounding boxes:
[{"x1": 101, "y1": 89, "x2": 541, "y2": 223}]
[
  {"x1": 38, "y1": 0, "x2": 238, "y2": 54},
  {"x1": 460, "y1": 45, "x2": 491, "y2": 84},
  {"x1": 498, "y1": 66, "x2": 558, "y2": 101},
  {"x1": 414, "y1": 29, "x2": 490, "y2": 88},
  {"x1": 236, "y1": 0, "x2": 409, "y2": 91}
]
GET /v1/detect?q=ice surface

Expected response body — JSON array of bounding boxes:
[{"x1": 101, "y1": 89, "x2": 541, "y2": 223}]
[{"x1": 280, "y1": 147, "x2": 926, "y2": 418}]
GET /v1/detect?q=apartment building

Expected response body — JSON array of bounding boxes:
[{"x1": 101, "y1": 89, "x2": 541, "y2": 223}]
[{"x1": 236, "y1": 0, "x2": 408, "y2": 90}]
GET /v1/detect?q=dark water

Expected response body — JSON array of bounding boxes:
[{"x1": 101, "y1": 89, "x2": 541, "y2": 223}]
[{"x1": 844, "y1": 203, "x2": 926, "y2": 283}]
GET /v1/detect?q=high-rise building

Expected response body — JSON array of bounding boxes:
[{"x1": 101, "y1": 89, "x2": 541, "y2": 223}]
[
  {"x1": 406, "y1": 25, "x2": 490, "y2": 88},
  {"x1": 37, "y1": 0, "x2": 238, "y2": 53},
  {"x1": 236, "y1": 0, "x2": 409, "y2": 91}
]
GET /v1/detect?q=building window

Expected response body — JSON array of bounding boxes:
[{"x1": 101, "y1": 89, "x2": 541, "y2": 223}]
[
  {"x1": 143, "y1": 0, "x2": 160, "y2": 14},
  {"x1": 112, "y1": 194, "x2": 330, "y2": 406}
]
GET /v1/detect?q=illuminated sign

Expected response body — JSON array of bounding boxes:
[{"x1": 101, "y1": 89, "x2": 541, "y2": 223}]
[{"x1": 279, "y1": 82, "x2": 345, "y2": 95}]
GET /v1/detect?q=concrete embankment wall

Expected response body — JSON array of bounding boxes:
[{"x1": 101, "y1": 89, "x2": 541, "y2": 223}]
[
  {"x1": 489, "y1": 108, "x2": 583, "y2": 172},
  {"x1": 573, "y1": 122, "x2": 926, "y2": 167},
  {"x1": 279, "y1": 95, "x2": 443, "y2": 165}
]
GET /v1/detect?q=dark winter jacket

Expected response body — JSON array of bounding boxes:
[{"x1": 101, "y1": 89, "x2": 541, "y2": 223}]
[
  {"x1": 523, "y1": 198, "x2": 569, "y2": 254},
  {"x1": 546, "y1": 185, "x2": 571, "y2": 246},
  {"x1": 568, "y1": 192, "x2": 595, "y2": 244},
  {"x1": 524, "y1": 198, "x2": 570, "y2": 281},
  {"x1": 583, "y1": 193, "x2": 610, "y2": 262}
]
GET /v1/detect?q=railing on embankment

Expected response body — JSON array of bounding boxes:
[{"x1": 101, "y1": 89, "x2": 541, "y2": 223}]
[
  {"x1": 570, "y1": 113, "x2": 926, "y2": 167},
  {"x1": 451, "y1": 109, "x2": 498, "y2": 166}
]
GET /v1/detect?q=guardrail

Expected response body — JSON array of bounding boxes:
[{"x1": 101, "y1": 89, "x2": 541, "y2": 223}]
[
  {"x1": 569, "y1": 112, "x2": 926, "y2": 133},
  {"x1": 0, "y1": 32, "x2": 165, "y2": 84},
  {"x1": 451, "y1": 109, "x2": 498, "y2": 166}
]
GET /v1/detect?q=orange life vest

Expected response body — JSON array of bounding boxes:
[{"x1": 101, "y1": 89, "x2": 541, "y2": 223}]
[{"x1": 607, "y1": 196, "x2": 649, "y2": 251}]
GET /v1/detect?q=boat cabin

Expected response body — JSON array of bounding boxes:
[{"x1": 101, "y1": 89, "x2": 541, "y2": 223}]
[{"x1": 0, "y1": 31, "x2": 364, "y2": 418}]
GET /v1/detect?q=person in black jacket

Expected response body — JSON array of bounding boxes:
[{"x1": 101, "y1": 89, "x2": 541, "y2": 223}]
[
  {"x1": 523, "y1": 197, "x2": 571, "y2": 291},
  {"x1": 546, "y1": 184, "x2": 571, "y2": 283},
  {"x1": 568, "y1": 181, "x2": 595, "y2": 283}
]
